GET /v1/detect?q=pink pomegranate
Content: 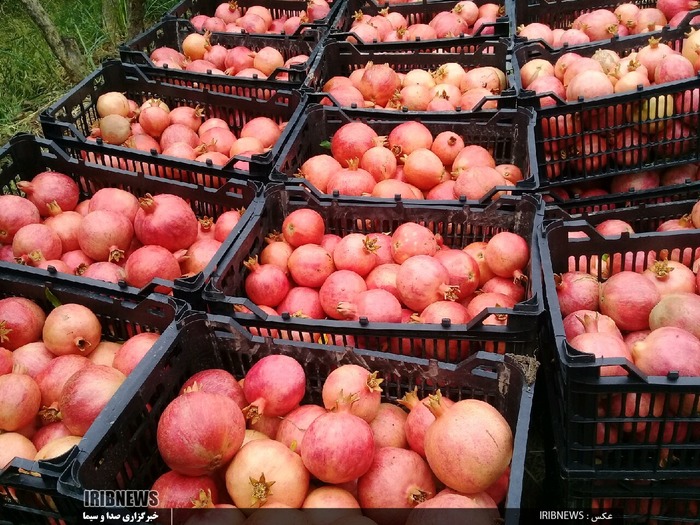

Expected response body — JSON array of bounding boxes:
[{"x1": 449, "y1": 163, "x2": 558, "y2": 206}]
[
  {"x1": 370, "y1": 403, "x2": 408, "y2": 449},
  {"x1": 287, "y1": 244, "x2": 335, "y2": 288},
  {"x1": 301, "y1": 394, "x2": 375, "y2": 483},
  {"x1": 81, "y1": 262, "x2": 126, "y2": 283},
  {"x1": 0, "y1": 195, "x2": 41, "y2": 244},
  {"x1": 333, "y1": 234, "x2": 380, "y2": 277},
  {"x1": 331, "y1": 122, "x2": 379, "y2": 168},
  {"x1": 17, "y1": 171, "x2": 80, "y2": 216},
  {"x1": 0, "y1": 374, "x2": 41, "y2": 431},
  {"x1": 481, "y1": 276, "x2": 527, "y2": 303},
  {"x1": 485, "y1": 232, "x2": 530, "y2": 283},
  {"x1": 12, "y1": 223, "x2": 63, "y2": 263},
  {"x1": 322, "y1": 364, "x2": 383, "y2": 423},
  {"x1": 59, "y1": 364, "x2": 126, "y2": 436},
  {"x1": 398, "y1": 389, "x2": 455, "y2": 458},
  {"x1": 78, "y1": 210, "x2": 134, "y2": 263},
  {"x1": 180, "y1": 368, "x2": 246, "y2": 410},
  {"x1": 125, "y1": 245, "x2": 181, "y2": 291},
  {"x1": 214, "y1": 210, "x2": 243, "y2": 243},
  {"x1": 275, "y1": 404, "x2": 326, "y2": 455},
  {"x1": 35, "y1": 354, "x2": 90, "y2": 409},
  {"x1": 562, "y1": 310, "x2": 623, "y2": 340},
  {"x1": 643, "y1": 260, "x2": 696, "y2": 296},
  {"x1": 632, "y1": 326, "x2": 700, "y2": 378},
  {"x1": 434, "y1": 249, "x2": 480, "y2": 301},
  {"x1": 243, "y1": 354, "x2": 306, "y2": 422},
  {"x1": 112, "y1": 332, "x2": 160, "y2": 376},
  {"x1": 396, "y1": 256, "x2": 458, "y2": 312},
  {"x1": 599, "y1": 271, "x2": 661, "y2": 331},
  {"x1": 319, "y1": 270, "x2": 368, "y2": 320},
  {"x1": 282, "y1": 208, "x2": 325, "y2": 247},
  {"x1": 357, "y1": 447, "x2": 436, "y2": 513},
  {"x1": 390, "y1": 223, "x2": 439, "y2": 264},
  {"x1": 555, "y1": 271, "x2": 600, "y2": 317},
  {"x1": 337, "y1": 289, "x2": 403, "y2": 323},
  {"x1": 417, "y1": 301, "x2": 471, "y2": 361},
  {"x1": 424, "y1": 396, "x2": 513, "y2": 494},
  {"x1": 570, "y1": 332, "x2": 633, "y2": 376},
  {"x1": 277, "y1": 287, "x2": 324, "y2": 319},
  {"x1": 243, "y1": 256, "x2": 290, "y2": 308},
  {"x1": 88, "y1": 188, "x2": 140, "y2": 222},
  {"x1": 0, "y1": 297, "x2": 46, "y2": 350},
  {"x1": 133, "y1": 194, "x2": 198, "y2": 252},
  {"x1": 150, "y1": 470, "x2": 220, "y2": 509}
]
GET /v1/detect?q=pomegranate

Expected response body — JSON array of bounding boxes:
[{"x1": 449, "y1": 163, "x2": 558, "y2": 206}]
[
  {"x1": 78, "y1": 210, "x2": 134, "y2": 263},
  {"x1": 225, "y1": 438, "x2": 309, "y2": 508},
  {"x1": 81, "y1": 262, "x2": 126, "y2": 283},
  {"x1": 288, "y1": 244, "x2": 335, "y2": 287},
  {"x1": 390, "y1": 223, "x2": 438, "y2": 264},
  {"x1": 562, "y1": 310, "x2": 623, "y2": 341},
  {"x1": 357, "y1": 63, "x2": 402, "y2": 107},
  {"x1": 243, "y1": 354, "x2": 306, "y2": 422},
  {"x1": 599, "y1": 271, "x2": 661, "y2": 331},
  {"x1": 0, "y1": 347, "x2": 12, "y2": 375},
  {"x1": 0, "y1": 432, "x2": 37, "y2": 467},
  {"x1": 358, "y1": 447, "x2": 436, "y2": 513},
  {"x1": 10, "y1": 342, "x2": 51, "y2": 379},
  {"x1": 365, "y1": 263, "x2": 400, "y2": 299},
  {"x1": 35, "y1": 354, "x2": 90, "y2": 410},
  {"x1": 125, "y1": 245, "x2": 181, "y2": 291},
  {"x1": 0, "y1": 373, "x2": 41, "y2": 431},
  {"x1": 424, "y1": 396, "x2": 512, "y2": 493},
  {"x1": 484, "y1": 232, "x2": 530, "y2": 283},
  {"x1": 322, "y1": 365, "x2": 383, "y2": 423},
  {"x1": 299, "y1": 155, "x2": 342, "y2": 193},
  {"x1": 34, "y1": 435, "x2": 81, "y2": 461},
  {"x1": 370, "y1": 403, "x2": 408, "y2": 449},
  {"x1": 180, "y1": 369, "x2": 246, "y2": 409},
  {"x1": 337, "y1": 289, "x2": 402, "y2": 323},
  {"x1": 319, "y1": 270, "x2": 368, "y2": 320},
  {"x1": 430, "y1": 132, "x2": 464, "y2": 166},
  {"x1": 417, "y1": 301, "x2": 471, "y2": 361},
  {"x1": 17, "y1": 171, "x2": 79, "y2": 216},
  {"x1": 12, "y1": 223, "x2": 63, "y2": 263},
  {"x1": 43, "y1": 303, "x2": 101, "y2": 357},
  {"x1": 275, "y1": 404, "x2": 326, "y2": 455},
  {"x1": 282, "y1": 209, "x2": 325, "y2": 247},
  {"x1": 398, "y1": 389, "x2": 455, "y2": 458},
  {"x1": 649, "y1": 292, "x2": 700, "y2": 339},
  {"x1": 595, "y1": 219, "x2": 634, "y2": 237},
  {"x1": 434, "y1": 249, "x2": 480, "y2": 301},
  {"x1": 179, "y1": 238, "x2": 222, "y2": 276},
  {"x1": 150, "y1": 470, "x2": 220, "y2": 508},
  {"x1": 631, "y1": 326, "x2": 700, "y2": 377},
  {"x1": 112, "y1": 332, "x2": 160, "y2": 376},
  {"x1": 277, "y1": 287, "x2": 324, "y2": 319},
  {"x1": 0, "y1": 195, "x2": 40, "y2": 244},
  {"x1": 302, "y1": 486, "x2": 361, "y2": 521},
  {"x1": 0, "y1": 297, "x2": 46, "y2": 351},
  {"x1": 301, "y1": 394, "x2": 375, "y2": 483},
  {"x1": 134, "y1": 194, "x2": 198, "y2": 252},
  {"x1": 260, "y1": 241, "x2": 293, "y2": 274},
  {"x1": 570, "y1": 332, "x2": 633, "y2": 376},
  {"x1": 406, "y1": 493, "x2": 499, "y2": 525},
  {"x1": 388, "y1": 122, "x2": 433, "y2": 158},
  {"x1": 158, "y1": 390, "x2": 245, "y2": 477},
  {"x1": 88, "y1": 341, "x2": 121, "y2": 367},
  {"x1": 59, "y1": 364, "x2": 126, "y2": 435},
  {"x1": 214, "y1": 210, "x2": 243, "y2": 243},
  {"x1": 481, "y1": 277, "x2": 526, "y2": 303},
  {"x1": 396, "y1": 255, "x2": 458, "y2": 312},
  {"x1": 643, "y1": 260, "x2": 696, "y2": 296}
]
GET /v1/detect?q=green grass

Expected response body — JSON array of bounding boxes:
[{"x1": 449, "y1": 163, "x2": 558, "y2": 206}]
[{"x1": 0, "y1": 0, "x2": 180, "y2": 145}]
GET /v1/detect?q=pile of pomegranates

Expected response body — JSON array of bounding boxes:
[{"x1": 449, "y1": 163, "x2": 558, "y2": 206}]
[
  {"x1": 237, "y1": 207, "x2": 531, "y2": 360},
  {"x1": 321, "y1": 61, "x2": 509, "y2": 112},
  {"x1": 517, "y1": 1, "x2": 700, "y2": 46},
  {"x1": 0, "y1": 171, "x2": 243, "y2": 290},
  {"x1": 543, "y1": 162, "x2": 700, "y2": 208},
  {"x1": 553, "y1": 224, "x2": 700, "y2": 448},
  {"x1": 344, "y1": 1, "x2": 503, "y2": 43},
  {"x1": 295, "y1": 120, "x2": 524, "y2": 200},
  {"x1": 0, "y1": 297, "x2": 162, "y2": 470},
  {"x1": 150, "y1": 357, "x2": 514, "y2": 518},
  {"x1": 149, "y1": 33, "x2": 311, "y2": 82},
  {"x1": 89, "y1": 91, "x2": 287, "y2": 172},
  {"x1": 187, "y1": 0, "x2": 332, "y2": 35}
]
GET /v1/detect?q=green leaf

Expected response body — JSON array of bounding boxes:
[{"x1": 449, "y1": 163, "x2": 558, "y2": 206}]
[
  {"x1": 44, "y1": 288, "x2": 62, "y2": 309},
  {"x1": 319, "y1": 140, "x2": 331, "y2": 149}
]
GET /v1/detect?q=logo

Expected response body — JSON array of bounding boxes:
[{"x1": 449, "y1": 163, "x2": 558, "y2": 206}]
[{"x1": 83, "y1": 490, "x2": 159, "y2": 508}]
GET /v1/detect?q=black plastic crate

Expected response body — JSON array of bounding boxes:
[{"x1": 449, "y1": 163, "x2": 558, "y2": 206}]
[
  {"x1": 120, "y1": 18, "x2": 323, "y2": 98},
  {"x1": 273, "y1": 103, "x2": 539, "y2": 199},
  {"x1": 0, "y1": 268, "x2": 183, "y2": 524},
  {"x1": 540, "y1": 219, "x2": 700, "y2": 477},
  {"x1": 56, "y1": 312, "x2": 535, "y2": 525},
  {"x1": 203, "y1": 184, "x2": 544, "y2": 362},
  {"x1": 330, "y1": 0, "x2": 510, "y2": 43},
  {"x1": 0, "y1": 134, "x2": 259, "y2": 307},
  {"x1": 166, "y1": 0, "x2": 345, "y2": 36},
  {"x1": 40, "y1": 60, "x2": 304, "y2": 182},
  {"x1": 304, "y1": 39, "x2": 517, "y2": 110},
  {"x1": 513, "y1": 24, "x2": 700, "y2": 188},
  {"x1": 545, "y1": 198, "x2": 700, "y2": 232}
]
